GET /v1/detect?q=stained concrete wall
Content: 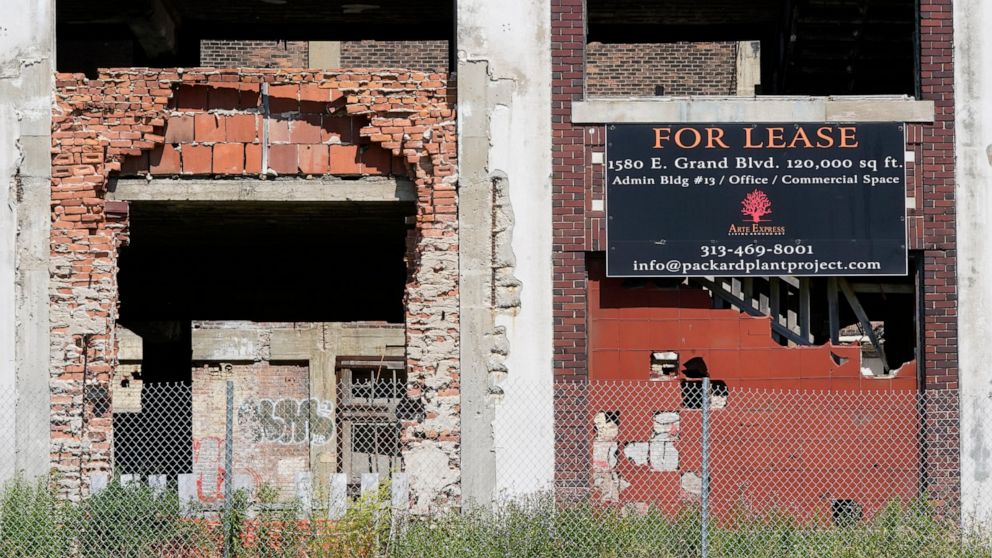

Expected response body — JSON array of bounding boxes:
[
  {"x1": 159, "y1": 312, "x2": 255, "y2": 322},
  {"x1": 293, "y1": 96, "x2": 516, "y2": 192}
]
[
  {"x1": 0, "y1": 0, "x2": 53, "y2": 481},
  {"x1": 458, "y1": 0, "x2": 555, "y2": 505},
  {"x1": 955, "y1": 0, "x2": 992, "y2": 526}
]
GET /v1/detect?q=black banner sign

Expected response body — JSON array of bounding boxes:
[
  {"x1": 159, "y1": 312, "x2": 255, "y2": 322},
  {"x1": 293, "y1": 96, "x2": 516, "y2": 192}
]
[{"x1": 606, "y1": 123, "x2": 907, "y2": 277}]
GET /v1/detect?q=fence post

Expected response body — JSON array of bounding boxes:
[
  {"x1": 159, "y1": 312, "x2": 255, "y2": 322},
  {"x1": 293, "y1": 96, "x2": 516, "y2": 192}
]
[
  {"x1": 328, "y1": 473, "x2": 348, "y2": 520},
  {"x1": 701, "y1": 377, "x2": 711, "y2": 558},
  {"x1": 223, "y1": 380, "x2": 234, "y2": 558}
]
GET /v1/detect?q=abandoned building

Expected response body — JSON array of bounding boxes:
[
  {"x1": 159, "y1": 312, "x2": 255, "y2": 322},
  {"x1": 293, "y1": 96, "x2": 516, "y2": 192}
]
[{"x1": 1, "y1": 0, "x2": 991, "y2": 532}]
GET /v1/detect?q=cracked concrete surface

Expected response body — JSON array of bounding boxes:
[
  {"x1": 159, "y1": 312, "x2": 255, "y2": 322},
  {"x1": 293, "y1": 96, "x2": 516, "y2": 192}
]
[
  {"x1": 458, "y1": 0, "x2": 554, "y2": 506},
  {"x1": 0, "y1": 0, "x2": 53, "y2": 483}
]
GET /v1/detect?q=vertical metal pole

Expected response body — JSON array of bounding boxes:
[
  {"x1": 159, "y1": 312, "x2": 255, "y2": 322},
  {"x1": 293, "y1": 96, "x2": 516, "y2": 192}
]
[
  {"x1": 701, "y1": 377, "x2": 711, "y2": 558},
  {"x1": 769, "y1": 277, "x2": 782, "y2": 344},
  {"x1": 827, "y1": 277, "x2": 840, "y2": 344},
  {"x1": 223, "y1": 380, "x2": 234, "y2": 558},
  {"x1": 799, "y1": 277, "x2": 811, "y2": 342},
  {"x1": 260, "y1": 82, "x2": 270, "y2": 175}
]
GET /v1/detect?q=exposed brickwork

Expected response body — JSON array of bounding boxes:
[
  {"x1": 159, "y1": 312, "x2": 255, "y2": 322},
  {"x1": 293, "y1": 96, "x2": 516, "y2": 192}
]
[
  {"x1": 552, "y1": 0, "x2": 959, "y2": 512},
  {"x1": 200, "y1": 40, "x2": 309, "y2": 68},
  {"x1": 551, "y1": 0, "x2": 589, "y2": 384},
  {"x1": 192, "y1": 362, "x2": 312, "y2": 502},
  {"x1": 340, "y1": 41, "x2": 448, "y2": 72},
  {"x1": 124, "y1": 81, "x2": 405, "y2": 178},
  {"x1": 198, "y1": 40, "x2": 448, "y2": 72},
  {"x1": 917, "y1": 0, "x2": 959, "y2": 513},
  {"x1": 51, "y1": 69, "x2": 459, "y2": 509},
  {"x1": 586, "y1": 42, "x2": 737, "y2": 97}
]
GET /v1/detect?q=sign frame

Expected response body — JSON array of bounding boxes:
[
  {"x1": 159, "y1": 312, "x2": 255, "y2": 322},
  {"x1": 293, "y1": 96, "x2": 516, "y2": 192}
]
[{"x1": 604, "y1": 122, "x2": 909, "y2": 278}]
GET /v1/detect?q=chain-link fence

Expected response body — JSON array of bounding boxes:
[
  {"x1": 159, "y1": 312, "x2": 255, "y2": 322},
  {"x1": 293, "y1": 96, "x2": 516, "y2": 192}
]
[{"x1": 1, "y1": 379, "x2": 989, "y2": 557}]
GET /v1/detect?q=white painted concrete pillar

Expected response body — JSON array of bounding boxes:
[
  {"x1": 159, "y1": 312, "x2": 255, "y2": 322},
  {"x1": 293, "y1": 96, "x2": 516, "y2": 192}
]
[
  {"x1": 458, "y1": 0, "x2": 555, "y2": 504},
  {"x1": 955, "y1": 0, "x2": 992, "y2": 527},
  {"x1": 0, "y1": 0, "x2": 54, "y2": 481}
]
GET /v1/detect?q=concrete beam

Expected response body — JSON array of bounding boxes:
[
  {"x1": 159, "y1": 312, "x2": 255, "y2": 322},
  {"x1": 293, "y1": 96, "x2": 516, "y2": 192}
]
[
  {"x1": 572, "y1": 96, "x2": 936, "y2": 124},
  {"x1": 107, "y1": 177, "x2": 417, "y2": 203}
]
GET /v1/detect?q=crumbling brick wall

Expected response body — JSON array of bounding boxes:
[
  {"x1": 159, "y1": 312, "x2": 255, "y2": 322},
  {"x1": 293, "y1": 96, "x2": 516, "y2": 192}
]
[
  {"x1": 200, "y1": 40, "x2": 309, "y2": 68},
  {"x1": 51, "y1": 69, "x2": 459, "y2": 510},
  {"x1": 586, "y1": 42, "x2": 738, "y2": 97}
]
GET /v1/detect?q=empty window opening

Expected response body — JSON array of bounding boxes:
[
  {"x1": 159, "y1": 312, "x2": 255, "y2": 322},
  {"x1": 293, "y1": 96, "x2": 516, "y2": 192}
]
[
  {"x1": 57, "y1": 1, "x2": 454, "y2": 76},
  {"x1": 112, "y1": 199, "x2": 411, "y2": 484},
  {"x1": 340, "y1": 365, "x2": 408, "y2": 403},
  {"x1": 586, "y1": 0, "x2": 917, "y2": 96},
  {"x1": 118, "y1": 201, "x2": 411, "y2": 325},
  {"x1": 338, "y1": 365, "x2": 408, "y2": 494}
]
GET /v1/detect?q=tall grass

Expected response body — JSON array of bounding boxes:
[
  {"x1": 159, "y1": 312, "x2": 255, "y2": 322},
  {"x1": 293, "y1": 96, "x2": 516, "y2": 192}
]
[
  {"x1": 1, "y1": 476, "x2": 989, "y2": 558},
  {"x1": 0, "y1": 476, "x2": 75, "y2": 558},
  {"x1": 394, "y1": 497, "x2": 992, "y2": 558}
]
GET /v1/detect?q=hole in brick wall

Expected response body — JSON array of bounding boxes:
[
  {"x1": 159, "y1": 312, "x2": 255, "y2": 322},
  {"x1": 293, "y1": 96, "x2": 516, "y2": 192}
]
[
  {"x1": 118, "y1": 200, "x2": 412, "y2": 325},
  {"x1": 85, "y1": 385, "x2": 111, "y2": 418},
  {"x1": 682, "y1": 356, "x2": 709, "y2": 379},
  {"x1": 594, "y1": 411, "x2": 621, "y2": 441},
  {"x1": 650, "y1": 351, "x2": 679, "y2": 380},
  {"x1": 680, "y1": 380, "x2": 728, "y2": 410},
  {"x1": 831, "y1": 499, "x2": 863, "y2": 527}
]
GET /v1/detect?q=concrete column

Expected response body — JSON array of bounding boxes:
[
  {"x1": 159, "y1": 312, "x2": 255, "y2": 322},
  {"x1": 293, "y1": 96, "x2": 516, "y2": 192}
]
[
  {"x1": 0, "y1": 0, "x2": 54, "y2": 481},
  {"x1": 955, "y1": 0, "x2": 992, "y2": 526},
  {"x1": 735, "y1": 41, "x2": 761, "y2": 96},
  {"x1": 458, "y1": 0, "x2": 554, "y2": 506}
]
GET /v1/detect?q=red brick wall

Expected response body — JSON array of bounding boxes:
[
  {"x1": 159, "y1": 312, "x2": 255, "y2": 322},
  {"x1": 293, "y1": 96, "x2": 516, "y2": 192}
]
[
  {"x1": 200, "y1": 40, "x2": 309, "y2": 68},
  {"x1": 121, "y1": 83, "x2": 403, "y2": 178},
  {"x1": 586, "y1": 42, "x2": 737, "y2": 97},
  {"x1": 191, "y1": 362, "x2": 312, "y2": 502},
  {"x1": 51, "y1": 69, "x2": 459, "y2": 505},
  {"x1": 340, "y1": 41, "x2": 448, "y2": 72},
  {"x1": 198, "y1": 40, "x2": 448, "y2": 72},
  {"x1": 551, "y1": 0, "x2": 588, "y2": 383},
  {"x1": 917, "y1": 0, "x2": 959, "y2": 514}
]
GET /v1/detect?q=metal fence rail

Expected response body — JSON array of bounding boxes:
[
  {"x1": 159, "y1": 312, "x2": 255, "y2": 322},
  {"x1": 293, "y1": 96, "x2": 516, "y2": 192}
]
[{"x1": 0, "y1": 379, "x2": 986, "y2": 557}]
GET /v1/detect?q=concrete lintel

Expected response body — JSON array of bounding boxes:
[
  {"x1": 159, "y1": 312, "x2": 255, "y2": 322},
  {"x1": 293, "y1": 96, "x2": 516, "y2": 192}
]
[
  {"x1": 573, "y1": 96, "x2": 936, "y2": 124},
  {"x1": 107, "y1": 177, "x2": 416, "y2": 203},
  {"x1": 192, "y1": 329, "x2": 266, "y2": 362}
]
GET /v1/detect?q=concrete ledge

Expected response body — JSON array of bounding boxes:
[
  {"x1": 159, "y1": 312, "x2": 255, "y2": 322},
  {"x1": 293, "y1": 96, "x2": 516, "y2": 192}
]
[
  {"x1": 572, "y1": 96, "x2": 935, "y2": 124},
  {"x1": 107, "y1": 177, "x2": 416, "y2": 203}
]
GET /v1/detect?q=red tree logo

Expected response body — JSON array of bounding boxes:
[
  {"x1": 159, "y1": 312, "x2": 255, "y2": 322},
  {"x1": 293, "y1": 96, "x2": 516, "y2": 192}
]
[{"x1": 741, "y1": 189, "x2": 772, "y2": 223}]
